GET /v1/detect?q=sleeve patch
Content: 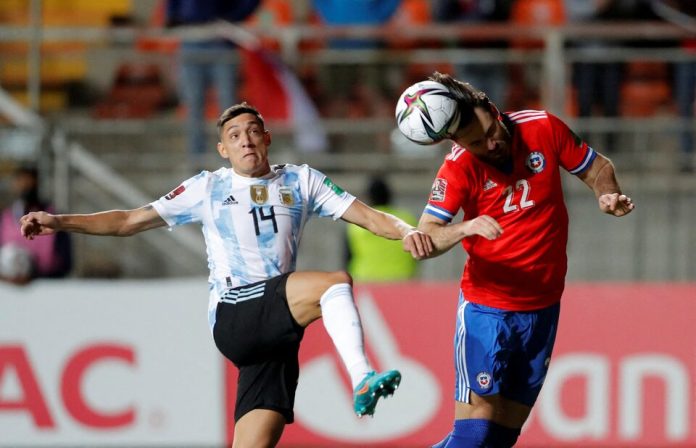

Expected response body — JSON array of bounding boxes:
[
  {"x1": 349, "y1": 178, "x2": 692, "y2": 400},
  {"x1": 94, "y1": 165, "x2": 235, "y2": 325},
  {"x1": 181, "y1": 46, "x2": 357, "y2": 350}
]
[
  {"x1": 323, "y1": 177, "x2": 345, "y2": 195},
  {"x1": 165, "y1": 184, "x2": 186, "y2": 200},
  {"x1": 430, "y1": 178, "x2": 448, "y2": 202}
]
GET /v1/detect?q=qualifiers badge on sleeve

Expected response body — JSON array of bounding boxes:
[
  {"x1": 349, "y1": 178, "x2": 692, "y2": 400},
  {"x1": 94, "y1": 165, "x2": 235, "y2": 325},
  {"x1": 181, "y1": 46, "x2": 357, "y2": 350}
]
[
  {"x1": 430, "y1": 178, "x2": 447, "y2": 202},
  {"x1": 165, "y1": 184, "x2": 186, "y2": 200},
  {"x1": 323, "y1": 177, "x2": 345, "y2": 196}
]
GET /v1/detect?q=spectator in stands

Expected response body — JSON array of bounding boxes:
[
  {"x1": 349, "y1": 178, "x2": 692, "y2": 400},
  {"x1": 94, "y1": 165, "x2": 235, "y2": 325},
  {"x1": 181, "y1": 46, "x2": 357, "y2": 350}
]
[
  {"x1": 565, "y1": 0, "x2": 641, "y2": 151},
  {"x1": 565, "y1": 1, "x2": 622, "y2": 113},
  {"x1": 0, "y1": 167, "x2": 72, "y2": 284},
  {"x1": 312, "y1": 0, "x2": 402, "y2": 49},
  {"x1": 674, "y1": 43, "x2": 696, "y2": 172},
  {"x1": 312, "y1": 0, "x2": 402, "y2": 94},
  {"x1": 345, "y1": 177, "x2": 418, "y2": 282},
  {"x1": 651, "y1": 0, "x2": 696, "y2": 172},
  {"x1": 312, "y1": 0, "x2": 403, "y2": 150},
  {"x1": 432, "y1": 0, "x2": 513, "y2": 110},
  {"x1": 166, "y1": 0, "x2": 260, "y2": 171}
]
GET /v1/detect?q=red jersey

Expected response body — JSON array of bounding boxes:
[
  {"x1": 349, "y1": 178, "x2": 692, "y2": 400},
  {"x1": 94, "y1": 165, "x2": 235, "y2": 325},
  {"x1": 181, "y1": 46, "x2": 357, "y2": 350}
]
[{"x1": 425, "y1": 110, "x2": 596, "y2": 310}]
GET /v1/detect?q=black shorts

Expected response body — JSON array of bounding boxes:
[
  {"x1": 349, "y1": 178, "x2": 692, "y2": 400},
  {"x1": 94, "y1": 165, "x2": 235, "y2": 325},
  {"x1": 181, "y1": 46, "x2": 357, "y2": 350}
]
[{"x1": 212, "y1": 272, "x2": 305, "y2": 423}]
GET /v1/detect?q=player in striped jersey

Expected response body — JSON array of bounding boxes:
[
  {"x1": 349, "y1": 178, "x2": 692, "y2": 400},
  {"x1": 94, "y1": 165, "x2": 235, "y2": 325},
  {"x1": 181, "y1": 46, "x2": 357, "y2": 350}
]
[
  {"x1": 419, "y1": 73, "x2": 634, "y2": 448},
  {"x1": 20, "y1": 102, "x2": 433, "y2": 447}
]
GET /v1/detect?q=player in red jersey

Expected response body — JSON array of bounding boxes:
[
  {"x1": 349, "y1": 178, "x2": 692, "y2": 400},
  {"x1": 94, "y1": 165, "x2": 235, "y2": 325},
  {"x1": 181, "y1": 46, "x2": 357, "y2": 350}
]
[{"x1": 418, "y1": 72, "x2": 634, "y2": 448}]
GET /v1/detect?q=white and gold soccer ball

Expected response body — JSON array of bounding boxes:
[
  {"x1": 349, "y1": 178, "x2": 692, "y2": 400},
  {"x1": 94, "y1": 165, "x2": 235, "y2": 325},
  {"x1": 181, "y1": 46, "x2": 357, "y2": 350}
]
[{"x1": 395, "y1": 80, "x2": 460, "y2": 145}]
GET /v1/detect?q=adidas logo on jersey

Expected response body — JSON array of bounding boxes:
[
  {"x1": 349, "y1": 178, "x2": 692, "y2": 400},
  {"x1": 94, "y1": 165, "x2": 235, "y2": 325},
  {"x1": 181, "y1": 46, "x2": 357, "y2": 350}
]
[
  {"x1": 483, "y1": 179, "x2": 498, "y2": 191},
  {"x1": 223, "y1": 195, "x2": 238, "y2": 205}
]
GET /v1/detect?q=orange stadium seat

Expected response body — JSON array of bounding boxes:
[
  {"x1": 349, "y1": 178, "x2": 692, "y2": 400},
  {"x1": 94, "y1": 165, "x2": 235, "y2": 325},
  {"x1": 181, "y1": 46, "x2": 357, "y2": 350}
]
[
  {"x1": 92, "y1": 63, "x2": 169, "y2": 119},
  {"x1": 509, "y1": 0, "x2": 566, "y2": 49},
  {"x1": 620, "y1": 62, "x2": 674, "y2": 117}
]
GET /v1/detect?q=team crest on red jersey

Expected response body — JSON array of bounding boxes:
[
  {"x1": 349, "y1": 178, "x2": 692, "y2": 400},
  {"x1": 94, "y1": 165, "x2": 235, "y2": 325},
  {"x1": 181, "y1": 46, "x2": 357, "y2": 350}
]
[
  {"x1": 526, "y1": 151, "x2": 546, "y2": 174},
  {"x1": 165, "y1": 184, "x2": 186, "y2": 200},
  {"x1": 430, "y1": 178, "x2": 447, "y2": 202}
]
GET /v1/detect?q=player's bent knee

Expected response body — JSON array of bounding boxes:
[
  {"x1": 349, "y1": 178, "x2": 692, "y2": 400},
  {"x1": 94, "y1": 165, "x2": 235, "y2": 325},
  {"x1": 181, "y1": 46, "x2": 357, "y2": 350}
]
[{"x1": 328, "y1": 270, "x2": 352, "y2": 286}]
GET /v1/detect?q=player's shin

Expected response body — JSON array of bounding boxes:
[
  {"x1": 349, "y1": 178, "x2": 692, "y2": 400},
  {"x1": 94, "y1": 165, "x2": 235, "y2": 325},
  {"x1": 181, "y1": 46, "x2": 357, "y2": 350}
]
[{"x1": 319, "y1": 283, "x2": 372, "y2": 388}]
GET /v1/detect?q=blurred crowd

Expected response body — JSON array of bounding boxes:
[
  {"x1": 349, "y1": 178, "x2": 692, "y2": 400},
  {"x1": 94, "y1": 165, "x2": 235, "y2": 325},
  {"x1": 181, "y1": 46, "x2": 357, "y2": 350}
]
[
  {"x1": 0, "y1": 0, "x2": 694, "y2": 165},
  {"x1": 157, "y1": 0, "x2": 691, "y2": 169}
]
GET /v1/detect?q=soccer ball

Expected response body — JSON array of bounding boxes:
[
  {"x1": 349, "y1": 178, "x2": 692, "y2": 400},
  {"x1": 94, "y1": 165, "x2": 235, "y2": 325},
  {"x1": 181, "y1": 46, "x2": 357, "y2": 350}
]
[{"x1": 395, "y1": 80, "x2": 460, "y2": 145}]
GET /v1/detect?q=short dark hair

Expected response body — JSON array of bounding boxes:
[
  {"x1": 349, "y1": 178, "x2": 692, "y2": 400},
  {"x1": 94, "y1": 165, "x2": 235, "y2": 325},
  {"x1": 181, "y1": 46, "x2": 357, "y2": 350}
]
[
  {"x1": 428, "y1": 71, "x2": 491, "y2": 131},
  {"x1": 217, "y1": 102, "x2": 265, "y2": 136}
]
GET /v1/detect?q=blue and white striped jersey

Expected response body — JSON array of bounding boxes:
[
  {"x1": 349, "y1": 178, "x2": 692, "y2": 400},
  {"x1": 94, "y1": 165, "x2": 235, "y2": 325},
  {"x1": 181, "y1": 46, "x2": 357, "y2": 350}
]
[{"x1": 151, "y1": 164, "x2": 355, "y2": 329}]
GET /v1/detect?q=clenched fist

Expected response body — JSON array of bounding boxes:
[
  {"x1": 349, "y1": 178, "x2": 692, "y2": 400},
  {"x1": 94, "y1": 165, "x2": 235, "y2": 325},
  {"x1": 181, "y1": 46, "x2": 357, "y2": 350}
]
[
  {"x1": 20, "y1": 211, "x2": 59, "y2": 239},
  {"x1": 598, "y1": 193, "x2": 634, "y2": 217}
]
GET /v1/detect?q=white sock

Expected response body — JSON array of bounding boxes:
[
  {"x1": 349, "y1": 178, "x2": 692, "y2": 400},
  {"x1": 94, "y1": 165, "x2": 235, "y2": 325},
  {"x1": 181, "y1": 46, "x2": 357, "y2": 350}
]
[{"x1": 320, "y1": 283, "x2": 373, "y2": 389}]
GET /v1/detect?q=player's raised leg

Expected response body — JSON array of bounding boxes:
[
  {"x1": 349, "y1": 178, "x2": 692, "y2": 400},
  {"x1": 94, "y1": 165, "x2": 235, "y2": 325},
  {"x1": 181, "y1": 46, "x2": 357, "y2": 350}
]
[{"x1": 286, "y1": 270, "x2": 401, "y2": 417}]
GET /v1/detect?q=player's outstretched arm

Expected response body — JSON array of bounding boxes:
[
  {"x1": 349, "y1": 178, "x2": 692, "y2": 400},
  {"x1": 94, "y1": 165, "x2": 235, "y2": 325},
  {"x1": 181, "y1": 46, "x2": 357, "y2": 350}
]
[
  {"x1": 340, "y1": 199, "x2": 433, "y2": 259},
  {"x1": 577, "y1": 153, "x2": 635, "y2": 217},
  {"x1": 418, "y1": 213, "x2": 503, "y2": 258},
  {"x1": 20, "y1": 205, "x2": 167, "y2": 240}
]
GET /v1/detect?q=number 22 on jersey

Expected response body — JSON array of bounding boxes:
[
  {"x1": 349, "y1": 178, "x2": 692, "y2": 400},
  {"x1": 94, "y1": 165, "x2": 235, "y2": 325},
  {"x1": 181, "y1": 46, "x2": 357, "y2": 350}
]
[{"x1": 502, "y1": 179, "x2": 535, "y2": 213}]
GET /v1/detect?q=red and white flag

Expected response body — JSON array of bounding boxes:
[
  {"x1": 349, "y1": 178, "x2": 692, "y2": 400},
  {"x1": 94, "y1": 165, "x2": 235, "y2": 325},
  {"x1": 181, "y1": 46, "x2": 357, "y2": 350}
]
[{"x1": 220, "y1": 23, "x2": 328, "y2": 153}]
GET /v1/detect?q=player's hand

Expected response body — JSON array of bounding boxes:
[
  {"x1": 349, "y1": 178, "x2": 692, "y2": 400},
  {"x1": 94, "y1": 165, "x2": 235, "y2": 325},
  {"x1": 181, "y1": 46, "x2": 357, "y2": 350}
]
[
  {"x1": 20, "y1": 212, "x2": 59, "y2": 240},
  {"x1": 598, "y1": 193, "x2": 634, "y2": 217},
  {"x1": 402, "y1": 229, "x2": 434, "y2": 260},
  {"x1": 461, "y1": 215, "x2": 503, "y2": 241}
]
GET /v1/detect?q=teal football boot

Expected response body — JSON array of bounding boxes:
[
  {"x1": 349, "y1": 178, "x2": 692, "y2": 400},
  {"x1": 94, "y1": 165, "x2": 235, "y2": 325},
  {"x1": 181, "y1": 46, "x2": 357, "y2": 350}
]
[{"x1": 353, "y1": 370, "x2": 402, "y2": 417}]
